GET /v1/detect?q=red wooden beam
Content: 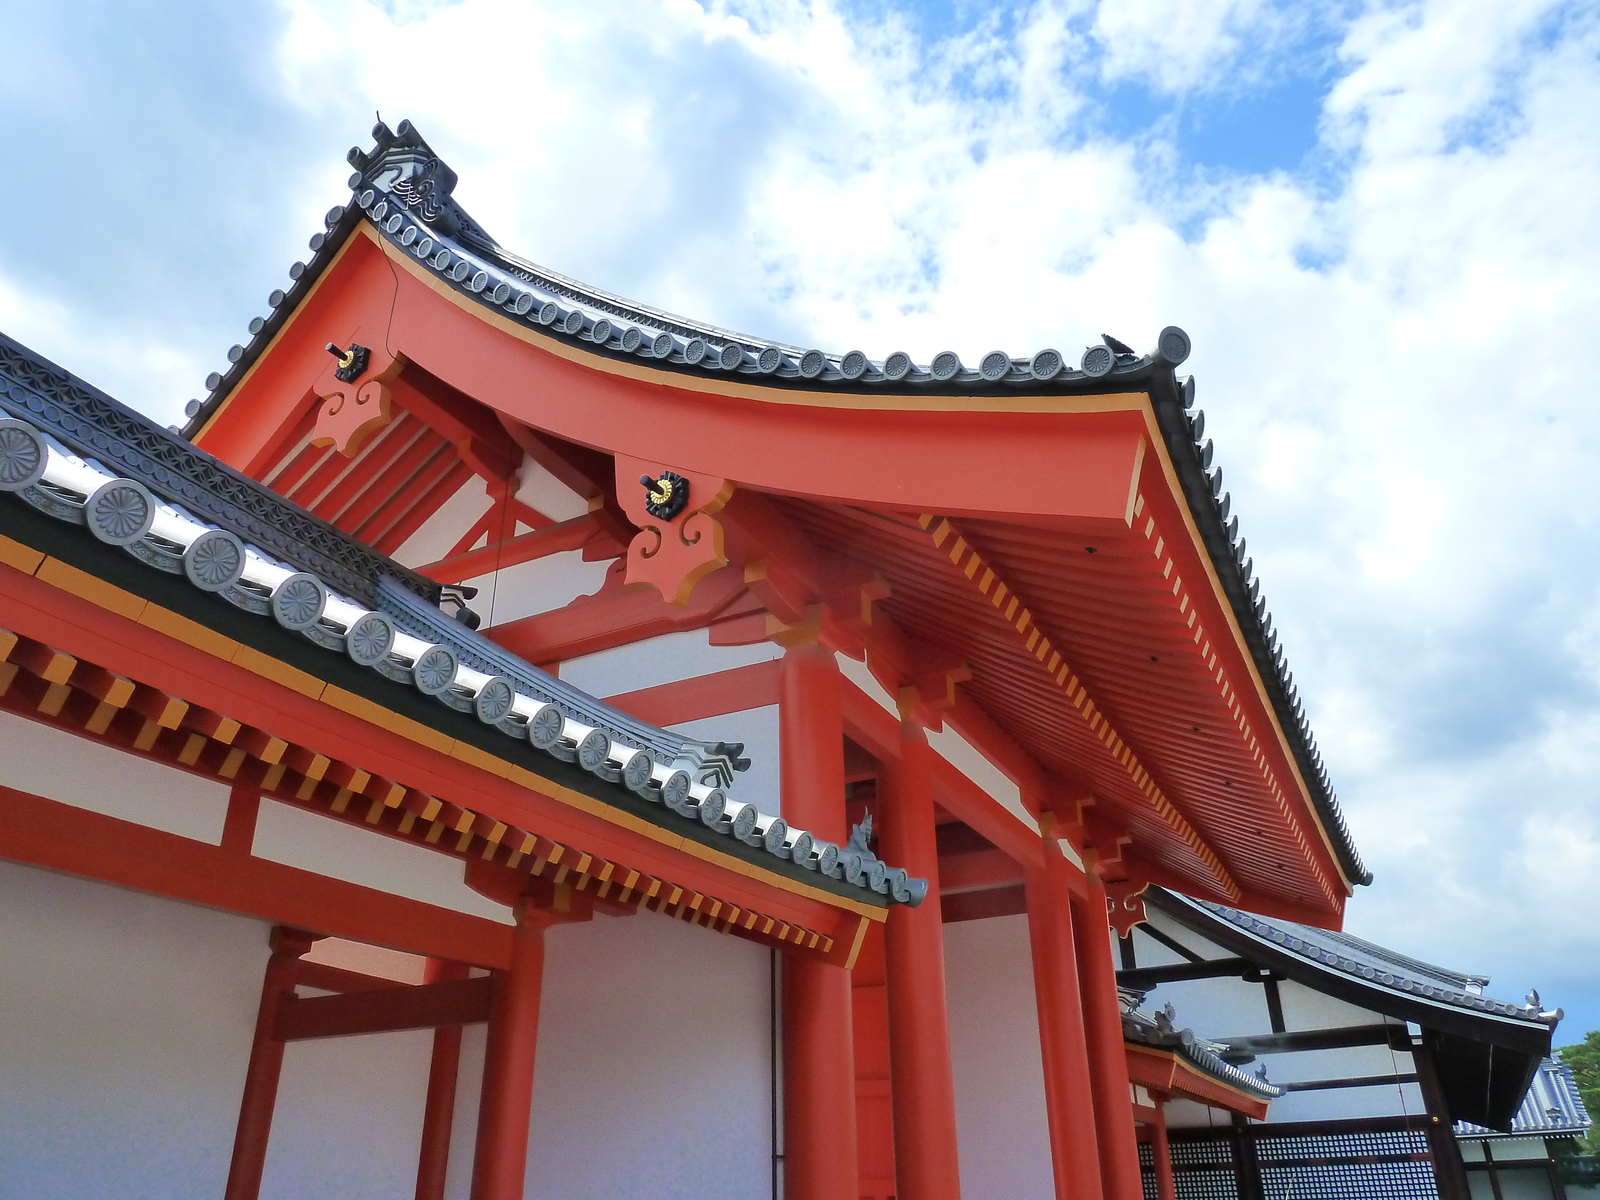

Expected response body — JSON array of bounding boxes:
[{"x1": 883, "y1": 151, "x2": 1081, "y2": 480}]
[
  {"x1": 489, "y1": 564, "x2": 753, "y2": 663},
  {"x1": 310, "y1": 415, "x2": 421, "y2": 523},
  {"x1": 601, "y1": 659, "x2": 780, "y2": 726},
  {"x1": 937, "y1": 847, "x2": 1022, "y2": 892},
  {"x1": 370, "y1": 458, "x2": 474, "y2": 555},
  {"x1": 940, "y1": 884, "x2": 1028, "y2": 923},
  {"x1": 0, "y1": 781, "x2": 515, "y2": 967},
  {"x1": 391, "y1": 367, "x2": 519, "y2": 484},
  {"x1": 417, "y1": 514, "x2": 602, "y2": 584},
  {"x1": 333, "y1": 425, "x2": 444, "y2": 536},
  {"x1": 275, "y1": 975, "x2": 492, "y2": 1040},
  {"x1": 296, "y1": 960, "x2": 406, "y2": 994}
]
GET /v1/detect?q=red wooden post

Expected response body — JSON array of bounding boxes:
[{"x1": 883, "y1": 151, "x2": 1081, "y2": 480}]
[
  {"x1": 1149, "y1": 1099, "x2": 1177, "y2": 1200},
  {"x1": 1074, "y1": 878, "x2": 1144, "y2": 1200},
  {"x1": 415, "y1": 958, "x2": 471, "y2": 1200},
  {"x1": 1023, "y1": 827, "x2": 1103, "y2": 1200},
  {"x1": 470, "y1": 902, "x2": 550, "y2": 1200},
  {"x1": 878, "y1": 719, "x2": 962, "y2": 1200},
  {"x1": 224, "y1": 925, "x2": 314, "y2": 1200},
  {"x1": 779, "y1": 644, "x2": 859, "y2": 1200}
]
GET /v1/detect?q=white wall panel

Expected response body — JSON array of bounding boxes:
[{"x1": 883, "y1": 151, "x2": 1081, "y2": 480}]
[
  {"x1": 671, "y1": 706, "x2": 781, "y2": 815},
  {"x1": 393, "y1": 475, "x2": 493, "y2": 568},
  {"x1": 0, "y1": 707, "x2": 230, "y2": 843},
  {"x1": 561, "y1": 629, "x2": 781, "y2": 699},
  {"x1": 252, "y1": 799, "x2": 513, "y2": 925},
  {"x1": 461, "y1": 549, "x2": 613, "y2": 628},
  {"x1": 944, "y1": 913, "x2": 1054, "y2": 1200},
  {"x1": 519, "y1": 908, "x2": 773, "y2": 1200},
  {"x1": 0, "y1": 861, "x2": 436, "y2": 1200}
]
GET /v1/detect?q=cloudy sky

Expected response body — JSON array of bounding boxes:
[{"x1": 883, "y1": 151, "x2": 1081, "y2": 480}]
[{"x1": 3, "y1": 0, "x2": 1599, "y2": 1036}]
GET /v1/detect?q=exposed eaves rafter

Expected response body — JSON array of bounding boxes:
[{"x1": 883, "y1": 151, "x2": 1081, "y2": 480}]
[{"x1": 916, "y1": 512, "x2": 1239, "y2": 901}]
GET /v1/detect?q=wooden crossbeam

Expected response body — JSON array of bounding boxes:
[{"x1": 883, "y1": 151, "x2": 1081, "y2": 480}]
[
  {"x1": 275, "y1": 976, "x2": 493, "y2": 1041},
  {"x1": 0, "y1": 629, "x2": 861, "y2": 966}
]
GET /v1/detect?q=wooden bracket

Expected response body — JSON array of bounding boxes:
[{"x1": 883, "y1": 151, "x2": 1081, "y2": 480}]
[
  {"x1": 310, "y1": 343, "x2": 403, "y2": 458},
  {"x1": 614, "y1": 455, "x2": 733, "y2": 607}
]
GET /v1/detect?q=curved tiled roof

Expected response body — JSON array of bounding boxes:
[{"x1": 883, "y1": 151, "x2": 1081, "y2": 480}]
[
  {"x1": 180, "y1": 119, "x2": 1368, "y2": 889},
  {"x1": 0, "y1": 334, "x2": 926, "y2": 906},
  {"x1": 1153, "y1": 888, "x2": 1559, "y2": 1027},
  {"x1": 1121, "y1": 990, "x2": 1283, "y2": 1102},
  {"x1": 1457, "y1": 1054, "x2": 1592, "y2": 1139}
]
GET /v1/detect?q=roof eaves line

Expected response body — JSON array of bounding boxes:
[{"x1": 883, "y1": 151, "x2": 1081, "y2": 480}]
[
  {"x1": 0, "y1": 396, "x2": 924, "y2": 909},
  {"x1": 1175, "y1": 893, "x2": 1555, "y2": 1026}
]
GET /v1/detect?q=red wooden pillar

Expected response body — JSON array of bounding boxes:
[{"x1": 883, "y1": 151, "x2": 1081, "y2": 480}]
[
  {"x1": 878, "y1": 719, "x2": 962, "y2": 1200},
  {"x1": 1024, "y1": 827, "x2": 1103, "y2": 1200},
  {"x1": 779, "y1": 643, "x2": 859, "y2": 1200},
  {"x1": 415, "y1": 958, "x2": 471, "y2": 1200},
  {"x1": 1149, "y1": 1100, "x2": 1177, "y2": 1200},
  {"x1": 1074, "y1": 878, "x2": 1144, "y2": 1200},
  {"x1": 224, "y1": 925, "x2": 315, "y2": 1200},
  {"x1": 470, "y1": 902, "x2": 550, "y2": 1200}
]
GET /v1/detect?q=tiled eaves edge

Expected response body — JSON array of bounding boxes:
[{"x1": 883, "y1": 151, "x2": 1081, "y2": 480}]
[
  {"x1": 1149, "y1": 888, "x2": 1554, "y2": 1034},
  {"x1": 0, "y1": 505, "x2": 887, "y2": 921},
  {"x1": 1124, "y1": 1040, "x2": 1282, "y2": 1102},
  {"x1": 1146, "y1": 371, "x2": 1369, "y2": 887},
  {"x1": 0, "y1": 330, "x2": 440, "y2": 612}
]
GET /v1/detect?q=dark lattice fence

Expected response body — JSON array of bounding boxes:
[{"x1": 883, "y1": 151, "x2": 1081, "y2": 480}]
[{"x1": 1143, "y1": 1117, "x2": 1441, "y2": 1200}]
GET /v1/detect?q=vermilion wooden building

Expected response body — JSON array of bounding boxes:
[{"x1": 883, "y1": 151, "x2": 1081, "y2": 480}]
[{"x1": 0, "y1": 120, "x2": 1371, "y2": 1200}]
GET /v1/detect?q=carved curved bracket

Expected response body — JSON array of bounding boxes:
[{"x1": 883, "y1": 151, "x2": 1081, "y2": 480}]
[
  {"x1": 615, "y1": 455, "x2": 734, "y2": 606},
  {"x1": 310, "y1": 341, "x2": 403, "y2": 457},
  {"x1": 1105, "y1": 878, "x2": 1149, "y2": 937}
]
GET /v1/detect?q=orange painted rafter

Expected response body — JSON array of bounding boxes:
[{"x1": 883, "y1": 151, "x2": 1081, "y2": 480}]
[
  {"x1": 334, "y1": 425, "x2": 451, "y2": 536},
  {"x1": 1125, "y1": 494, "x2": 1339, "y2": 909},
  {"x1": 371, "y1": 459, "x2": 474, "y2": 556},
  {"x1": 917, "y1": 511, "x2": 1239, "y2": 901},
  {"x1": 309, "y1": 416, "x2": 426, "y2": 524}
]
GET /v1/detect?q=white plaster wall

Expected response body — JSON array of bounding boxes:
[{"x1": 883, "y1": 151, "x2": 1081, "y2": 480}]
[
  {"x1": 251, "y1": 798, "x2": 514, "y2": 925},
  {"x1": 501, "y1": 908, "x2": 773, "y2": 1200},
  {"x1": 0, "y1": 707, "x2": 230, "y2": 843},
  {"x1": 944, "y1": 913, "x2": 1054, "y2": 1200},
  {"x1": 562, "y1": 629, "x2": 782, "y2": 699},
  {"x1": 461, "y1": 549, "x2": 613, "y2": 628},
  {"x1": 672, "y1": 706, "x2": 781, "y2": 815},
  {"x1": 393, "y1": 474, "x2": 493, "y2": 567},
  {"x1": 0, "y1": 860, "x2": 437, "y2": 1200}
]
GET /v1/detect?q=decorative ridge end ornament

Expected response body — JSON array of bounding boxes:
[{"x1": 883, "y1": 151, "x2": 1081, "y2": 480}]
[
  {"x1": 310, "y1": 339, "x2": 401, "y2": 457},
  {"x1": 615, "y1": 455, "x2": 733, "y2": 606}
]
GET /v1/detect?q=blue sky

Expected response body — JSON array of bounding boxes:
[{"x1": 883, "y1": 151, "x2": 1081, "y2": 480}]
[{"x1": 3, "y1": 0, "x2": 1600, "y2": 1043}]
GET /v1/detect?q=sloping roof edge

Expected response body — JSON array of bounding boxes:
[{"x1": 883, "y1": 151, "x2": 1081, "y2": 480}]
[{"x1": 179, "y1": 118, "x2": 1367, "y2": 888}]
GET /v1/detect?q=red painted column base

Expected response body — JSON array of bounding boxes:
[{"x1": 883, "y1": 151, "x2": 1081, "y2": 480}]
[
  {"x1": 1024, "y1": 840, "x2": 1104, "y2": 1200},
  {"x1": 880, "y1": 721, "x2": 962, "y2": 1200},
  {"x1": 470, "y1": 903, "x2": 550, "y2": 1200},
  {"x1": 416, "y1": 958, "x2": 471, "y2": 1200},
  {"x1": 224, "y1": 926, "x2": 315, "y2": 1200}
]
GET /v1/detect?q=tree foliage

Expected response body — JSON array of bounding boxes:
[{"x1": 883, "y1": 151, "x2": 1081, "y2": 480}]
[{"x1": 1559, "y1": 1032, "x2": 1600, "y2": 1152}]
